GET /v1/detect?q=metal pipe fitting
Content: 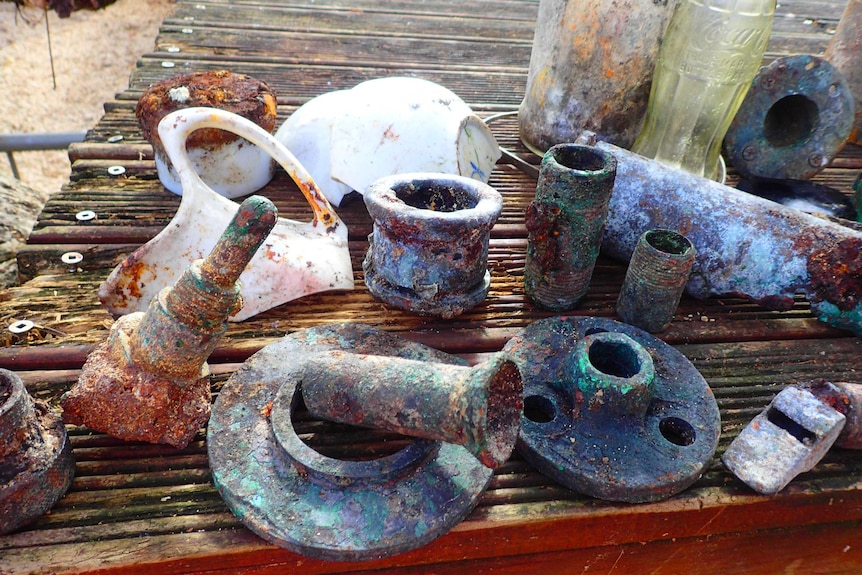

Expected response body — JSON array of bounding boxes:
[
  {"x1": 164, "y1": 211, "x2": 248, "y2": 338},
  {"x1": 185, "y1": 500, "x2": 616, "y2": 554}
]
[
  {"x1": 209, "y1": 323, "x2": 498, "y2": 560},
  {"x1": 524, "y1": 144, "x2": 617, "y2": 311},
  {"x1": 825, "y1": 0, "x2": 862, "y2": 145},
  {"x1": 616, "y1": 229, "x2": 696, "y2": 333},
  {"x1": 300, "y1": 351, "x2": 522, "y2": 469},
  {"x1": 503, "y1": 316, "x2": 720, "y2": 503},
  {"x1": 799, "y1": 380, "x2": 862, "y2": 450},
  {"x1": 588, "y1": 136, "x2": 862, "y2": 336},
  {"x1": 1, "y1": 369, "x2": 74, "y2": 535},
  {"x1": 724, "y1": 55, "x2": 855, "y2": 180},
  {"x1": 62, "y1": 196, "x2": 277, "y2": 448},
  {"x1": 363, "y1": 173, "x2": 502, "y2": 318}
]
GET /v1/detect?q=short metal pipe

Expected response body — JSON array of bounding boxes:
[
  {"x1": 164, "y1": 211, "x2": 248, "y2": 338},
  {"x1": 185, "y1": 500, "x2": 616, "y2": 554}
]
[
  {"x1": 363, "y1": 173, "x2": 503, "y2": 318},
  {"x1": 300, "y1": 351, "x2": 523, "y2": 469},
  {"x1": 525, "y1": 144, "x2": 616, "y2": 311},
  {"x1": 616, "y1": 229, "x2": 696, "y2": 333}
]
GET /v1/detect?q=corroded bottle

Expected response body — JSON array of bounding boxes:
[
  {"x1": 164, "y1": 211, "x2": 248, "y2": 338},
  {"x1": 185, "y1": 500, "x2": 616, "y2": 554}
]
[
  {"x1": 631, "y1": 0, "x2": 776, "y2": 181},
  {"x1": 519, "y1": 0, "x2": 680, "y2": 152}
]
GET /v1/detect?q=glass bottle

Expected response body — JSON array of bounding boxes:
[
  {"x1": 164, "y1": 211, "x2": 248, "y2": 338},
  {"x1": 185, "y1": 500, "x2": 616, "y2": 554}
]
[{"x1": 631, "y1": 0, "x2": 776, "y2": 181}]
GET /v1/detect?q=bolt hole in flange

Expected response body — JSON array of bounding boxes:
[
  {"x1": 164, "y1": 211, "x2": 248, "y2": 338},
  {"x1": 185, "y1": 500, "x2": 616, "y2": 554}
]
[
  {"x1": 763, "y1": 94, "x2": 819, "y2": 148},
  {"x1": 659, "y1": 416, "x2": 697, "y2": 447},
  {"x1": 523, "y1": 394, "x2": 556, "y2": 424},
  {"x1": 505, "y1": 316, "x2": 720, "y2": 503}
]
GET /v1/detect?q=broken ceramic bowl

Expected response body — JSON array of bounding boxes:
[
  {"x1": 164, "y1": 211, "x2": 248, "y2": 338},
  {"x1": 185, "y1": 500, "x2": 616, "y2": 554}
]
[
  {"x1": 275, "y1": 77, "x2": 502, "y2": 206},
  {"x1": 100, "y1": 107, "x2": 354, "y2": 322}
]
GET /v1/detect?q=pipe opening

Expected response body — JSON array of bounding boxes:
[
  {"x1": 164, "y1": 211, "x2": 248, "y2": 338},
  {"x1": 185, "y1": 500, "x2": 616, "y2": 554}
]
[
  {"x1": 585, "y1": 327, "x2": 608, "y2": 336},
  {"x1": 645, "y1": 229, "x2": 692, "y2": 256},
  {"x1": 523, "y1": 394, "x2": 555, "y2": 423},
  {"x1": 394, "y1": 181, "x2": 477, "y2": 212},
  {"x1": 763, "y1": 94, "x2": 819, "y2": 148},
  {"x1": 588, "y1": 340, "x2": 641, "y2": 379},
  {"x1": 0, "y1": 376, "x2": 11, "y2": 407},
  {"x1": 659, "y1": 417, "x2": 696, "y2": 446},
  {"x1": 483, "y1": 360, "x2": 524, "y2": 465},
  {"x1": 553, "y1": 145, "x2": 607, "y2": 173}
]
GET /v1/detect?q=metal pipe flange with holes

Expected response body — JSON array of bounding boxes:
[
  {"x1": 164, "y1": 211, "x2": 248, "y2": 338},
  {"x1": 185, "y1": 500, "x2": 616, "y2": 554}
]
[
  {"x1": 208, "y1": 323, "x2": 500, "y2": 561},
  {"x1": 502, "y1": 316, "x2": 721, "y2": 503}
]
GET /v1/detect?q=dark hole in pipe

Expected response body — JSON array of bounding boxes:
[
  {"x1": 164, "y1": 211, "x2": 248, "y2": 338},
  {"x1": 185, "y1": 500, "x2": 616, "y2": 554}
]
[
  {"x1": 763, "y1": 94, "x2": 819, "y2": 148},
  {"x1": 553, "y1": 146, "x2": 607, "y2": 172},
  {"x1": 523, "y1": 394, "x2": 556, "y2": 423},
  {"x1": 767, "y1": 407, "x2": 817, "y2": 444},
  {"x1": 0, "y1": 377, "x2": 10, "y2": 406},
  {"x1": 659, "y1": 417, "x2": 697, "y2": 446},
  {"x1": 588, "y1": 340, "x2": 641, "y2": 379},
  {"x1": 584, "y1": 327, "x2": 608, "y2": 336},
  {"x1": 394, "y1": 182, "x2": 477, "y2": 212},
  {"x1": 645, "y1": 229, "x2": 692, "y2": 256}
]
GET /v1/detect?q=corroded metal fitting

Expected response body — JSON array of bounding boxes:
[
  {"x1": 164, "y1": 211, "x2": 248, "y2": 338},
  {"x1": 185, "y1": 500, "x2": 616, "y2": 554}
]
[
  {"x1": 799, "y1": 380, "x2": 862, "y2": 450},
  {"x1": 616, "y1": 229, "x2": 696, "y2": 333},
  {"x1": 1, "y1": 369, "x2": 74, "y2": 535},
  {"x1": 62, "y1": 196, "x2": 277, "y2": 448},
  {"x1": 503, "y1": 316, "x2": 720, "y2": 503},
  {"x1": 363, "y1": 173, "x2": 503, "y2": 318},
  {"x1": 300, "y1": 350, "x2": 522, "y2": 469},
  {"x1": 209, "y1": 323, "x2": 499, "y2": 560},
  {"x1": 524, "y1": 144, "x2": 616, "y2": 311},
  {"x1": 724, "y1": 55, "x2": 855, "y2": 180},
  {"x1": 722, "y1": 386, "x2": 847, "y2": 495}
]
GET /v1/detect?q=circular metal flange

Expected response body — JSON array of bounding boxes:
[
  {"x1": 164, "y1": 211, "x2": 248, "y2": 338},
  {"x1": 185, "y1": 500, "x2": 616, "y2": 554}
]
[
  {"x1": 502, "y1": 316, "x2": 720, "y2": 503},
  {"x1": 724, "y1": 54, "x2": 854, "y2": 180},
  {"x1": 208, "y1": 323, "x2": 493, "y2": 561}
]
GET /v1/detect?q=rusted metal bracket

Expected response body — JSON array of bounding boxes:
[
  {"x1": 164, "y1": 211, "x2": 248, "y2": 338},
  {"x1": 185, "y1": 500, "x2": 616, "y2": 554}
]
[
  {"x1": 503, "y1": 316, "x2": 720, "y2": 503},
  {"x1": 208, "y1": 323, "x2": 500, "y2": 561}
]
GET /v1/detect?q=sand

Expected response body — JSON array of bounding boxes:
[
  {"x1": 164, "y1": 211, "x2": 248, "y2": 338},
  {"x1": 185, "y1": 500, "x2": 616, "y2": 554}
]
[{"x1": 0, "y1": 0, "x2": 174, "y2": 196}]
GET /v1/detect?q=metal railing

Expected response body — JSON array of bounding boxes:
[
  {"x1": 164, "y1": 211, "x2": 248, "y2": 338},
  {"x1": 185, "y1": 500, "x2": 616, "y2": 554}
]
[{"x1": 0, "y1": 132, "x2": 87, "y2": 179}]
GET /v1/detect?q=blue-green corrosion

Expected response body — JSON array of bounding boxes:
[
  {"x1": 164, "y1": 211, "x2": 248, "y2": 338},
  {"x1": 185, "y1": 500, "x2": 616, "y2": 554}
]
[
  {"x1": 207, "y1": 323, "x2": 493, "y2": 561},
  {"x1": 502, "y1": 316, "x2": 720, "y2": 504}
]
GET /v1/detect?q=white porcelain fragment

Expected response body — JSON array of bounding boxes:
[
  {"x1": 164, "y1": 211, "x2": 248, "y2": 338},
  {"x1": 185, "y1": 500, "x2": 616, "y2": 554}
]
[
  {"x1": 154, "y1": 137, "x2": 275, "y2": 199},
  {"x1": 275, "y1": 77, "x2": 501, "y2": 206},
  {"x1": 99, "y1": 107, "x2": 354, "y2": 322}
]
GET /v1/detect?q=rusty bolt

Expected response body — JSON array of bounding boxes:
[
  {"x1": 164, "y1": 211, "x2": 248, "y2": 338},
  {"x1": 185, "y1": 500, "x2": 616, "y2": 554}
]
[
  {"x1": 808, "y1": 152, "x2": 825, "y2": 168},
  {"x1": 742, "y1": 146, "x2": 757, "y2": 161}
]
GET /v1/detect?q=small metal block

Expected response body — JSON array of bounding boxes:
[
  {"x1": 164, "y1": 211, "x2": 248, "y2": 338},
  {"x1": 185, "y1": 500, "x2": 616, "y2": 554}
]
[
  {"x1": 208, "y1": 323, "x2": 493, "y2": 561},
  {"x1": 722, "y1": 386, "x2": 846, "y2": 495},
  {"x1": 503, "y1": 316, "x2": 721, "y2": 503}
]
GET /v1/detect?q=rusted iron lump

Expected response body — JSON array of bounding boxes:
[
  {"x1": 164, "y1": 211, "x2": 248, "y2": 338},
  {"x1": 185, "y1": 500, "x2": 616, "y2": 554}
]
[
  {"x1": 62, "y1": 196, "x2": 278, "y2": 448},
  {"x1": 208, "y1": 323, "x2": 507, "y2": 561}
]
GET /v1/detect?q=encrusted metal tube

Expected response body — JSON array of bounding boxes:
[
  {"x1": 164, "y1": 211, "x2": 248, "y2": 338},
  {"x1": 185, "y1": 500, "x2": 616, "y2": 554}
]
[
  {"x1": 62, "y1": 196, "x2": 278, "y2": 448},
  {"x1": 300, "y1": 351, "x2": 523, "y2": 469},
  {"x1": 616, "y1": 229, "x2": 696, "y2": 333},
  {"x1": 524, "y1": 144, "x2": 617, "y2": 311}
]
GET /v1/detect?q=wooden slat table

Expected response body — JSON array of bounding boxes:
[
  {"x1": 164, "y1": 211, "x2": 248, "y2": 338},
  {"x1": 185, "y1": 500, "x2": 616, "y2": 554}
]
[{"x1": 2, "y1": 0, "x2": 862, "y2": 573}]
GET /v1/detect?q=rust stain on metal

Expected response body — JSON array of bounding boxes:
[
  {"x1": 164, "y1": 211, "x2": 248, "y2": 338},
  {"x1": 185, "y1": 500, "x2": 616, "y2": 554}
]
[
  {"x1": 136, "y1": 70, "x2": 277, "y2": 157},
  {"x1": 808, "y1": 237, "x2": 862, "y2": 311}
]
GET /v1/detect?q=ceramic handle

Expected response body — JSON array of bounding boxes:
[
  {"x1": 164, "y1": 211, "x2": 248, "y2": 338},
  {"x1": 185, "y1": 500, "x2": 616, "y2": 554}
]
[{"x1": 157, "y1": 106, "x2": 341, "y2": 228}]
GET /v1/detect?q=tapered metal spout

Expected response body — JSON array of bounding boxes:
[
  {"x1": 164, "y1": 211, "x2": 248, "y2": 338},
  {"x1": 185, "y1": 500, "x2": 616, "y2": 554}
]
[
  {"x1": 62, "y1": 196, "x2": 278, "y2": 448},
  {"x1": 300, "y1": 351, "x2": 523, "y2": 468}
]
